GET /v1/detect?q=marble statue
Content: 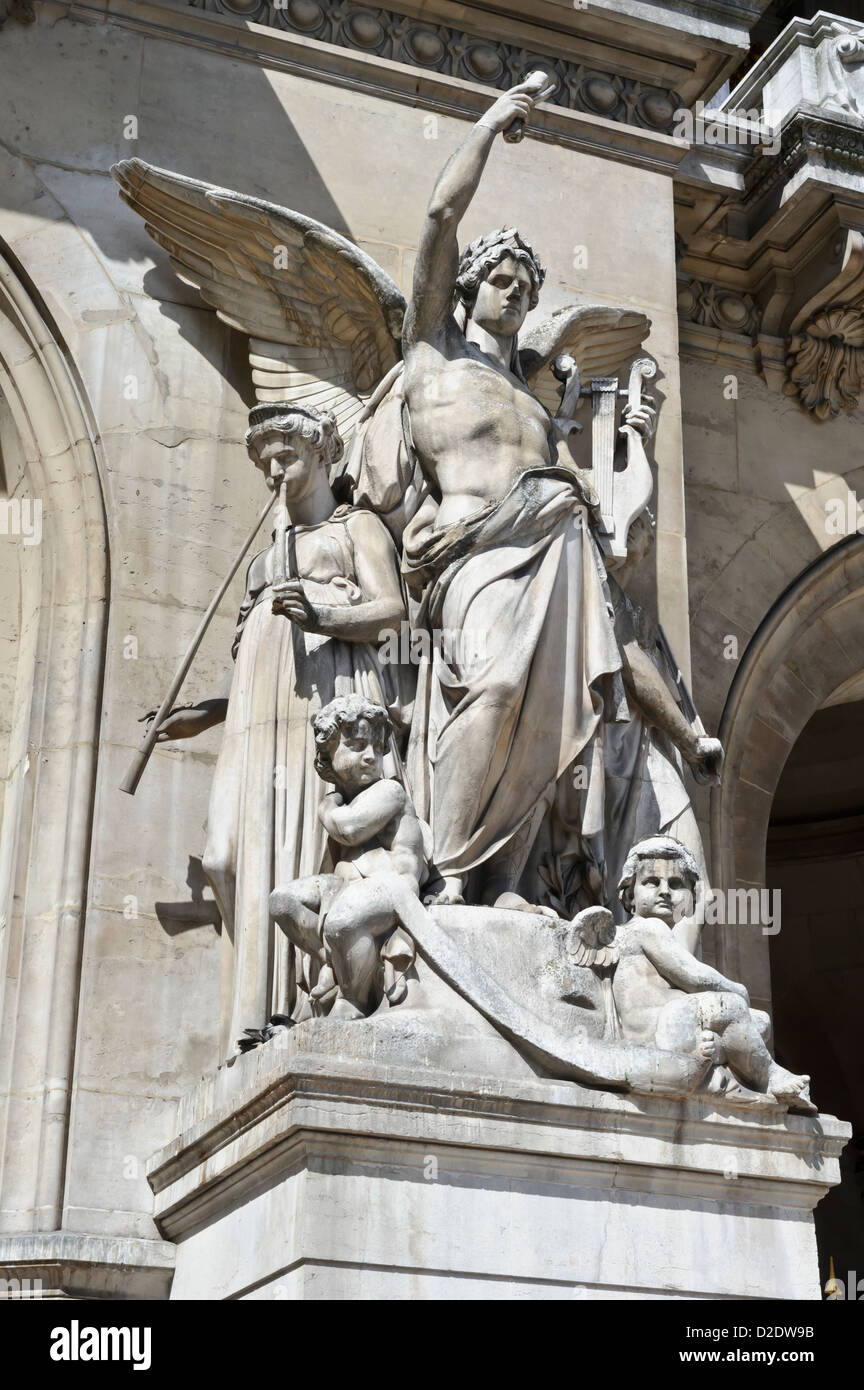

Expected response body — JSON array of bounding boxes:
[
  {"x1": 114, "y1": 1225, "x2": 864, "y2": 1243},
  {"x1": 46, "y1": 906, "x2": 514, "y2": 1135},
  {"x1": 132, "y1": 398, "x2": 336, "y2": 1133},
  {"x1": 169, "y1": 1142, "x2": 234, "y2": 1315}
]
[
  {"x1": 401, "y1": 80, "x2": 635, "y2": 913},
  {"x1": 598, "y1": 510, "x2": 723, "y2": 918},
  {"x1": 610, "y1": 835, "x2": 816, "y2": 1111},
  {"x1": 270, "y1": 695, "x2": 428, "y2": 1020},
  {"x1": 108, "y1": 77, "x2": 823, "y2": 1117},
  {"x1": 142, "y1": 403, "x2": 408, "y2": 1053}
]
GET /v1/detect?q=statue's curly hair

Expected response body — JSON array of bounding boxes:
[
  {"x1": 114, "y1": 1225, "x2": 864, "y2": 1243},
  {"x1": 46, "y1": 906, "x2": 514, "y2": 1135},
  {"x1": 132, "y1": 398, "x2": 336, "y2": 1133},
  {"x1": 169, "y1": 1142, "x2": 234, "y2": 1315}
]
[
  {"x1": 312, "y1": 695, "x2": 392, "y2": 784},
  {"x1": 454, "y1": 227, "x2": 545, "y2": 313},
  {"x1": 617, "y1": 836, "x2": 700, "y2": 914},
  {"x1": 245, "y1": 402, "x2": 344, "y2": 470}
]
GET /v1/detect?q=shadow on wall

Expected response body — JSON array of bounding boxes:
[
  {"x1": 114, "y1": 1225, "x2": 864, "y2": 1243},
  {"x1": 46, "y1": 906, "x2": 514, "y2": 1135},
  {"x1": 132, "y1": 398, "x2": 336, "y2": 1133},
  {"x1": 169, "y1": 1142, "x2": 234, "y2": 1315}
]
[{"x1": 1, "y1": 10, "x2": 356, "y2": 395}]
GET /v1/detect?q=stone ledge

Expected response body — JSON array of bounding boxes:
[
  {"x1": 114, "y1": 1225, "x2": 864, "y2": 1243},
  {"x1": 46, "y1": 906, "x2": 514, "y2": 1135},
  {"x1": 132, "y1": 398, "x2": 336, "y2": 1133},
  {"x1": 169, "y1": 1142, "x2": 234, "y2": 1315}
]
[
  {"x1": 0, "y1": 1231, "x2": 176, "y2": 1299},
  {"x1": 150, "y1": 1033, "x2": 846, "y2": 1299},
  {"x1": 149, "y1": 1028, "x2": 849, "y2": 1237}
]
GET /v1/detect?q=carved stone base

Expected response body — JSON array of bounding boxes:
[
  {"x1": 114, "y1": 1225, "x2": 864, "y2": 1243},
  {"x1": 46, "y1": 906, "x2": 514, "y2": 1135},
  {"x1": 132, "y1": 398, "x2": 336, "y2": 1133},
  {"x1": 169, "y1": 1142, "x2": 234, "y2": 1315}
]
[{"x1": 148, "y1": 1025, "x2": 849, "y2": 1301}]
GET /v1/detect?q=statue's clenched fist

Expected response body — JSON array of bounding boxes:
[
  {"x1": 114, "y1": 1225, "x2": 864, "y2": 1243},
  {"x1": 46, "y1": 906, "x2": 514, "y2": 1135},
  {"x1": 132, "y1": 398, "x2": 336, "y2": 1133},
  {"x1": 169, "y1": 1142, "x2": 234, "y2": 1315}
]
[{"x1": 477, "y1": 74, "x2": 555, "y2": 135}]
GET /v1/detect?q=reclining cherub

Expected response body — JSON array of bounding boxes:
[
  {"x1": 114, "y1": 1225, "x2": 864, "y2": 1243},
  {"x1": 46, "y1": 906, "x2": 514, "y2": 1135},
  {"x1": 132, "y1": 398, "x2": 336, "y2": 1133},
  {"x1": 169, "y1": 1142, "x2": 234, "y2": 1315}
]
[
  {"x1": 580, "y1": 835, "x2": 816, "y2": 1111},
  {"x1": 269, "y1": 695, "x2": 430, "y2": 1020}
]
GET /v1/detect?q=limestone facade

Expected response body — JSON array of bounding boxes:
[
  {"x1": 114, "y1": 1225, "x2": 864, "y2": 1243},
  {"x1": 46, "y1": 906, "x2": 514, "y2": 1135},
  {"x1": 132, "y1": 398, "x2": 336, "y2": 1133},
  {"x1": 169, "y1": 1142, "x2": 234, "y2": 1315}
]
[{"x1": 0, "y1": 0, "x2": 861, "y2": 1298}]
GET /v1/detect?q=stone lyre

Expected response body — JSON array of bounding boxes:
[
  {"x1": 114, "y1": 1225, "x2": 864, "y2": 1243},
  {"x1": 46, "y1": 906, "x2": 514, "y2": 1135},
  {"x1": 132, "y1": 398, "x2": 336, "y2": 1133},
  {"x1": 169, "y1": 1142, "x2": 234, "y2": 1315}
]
[{"x1": 554, "y1": 354, "x2": 656, "y2": 560}]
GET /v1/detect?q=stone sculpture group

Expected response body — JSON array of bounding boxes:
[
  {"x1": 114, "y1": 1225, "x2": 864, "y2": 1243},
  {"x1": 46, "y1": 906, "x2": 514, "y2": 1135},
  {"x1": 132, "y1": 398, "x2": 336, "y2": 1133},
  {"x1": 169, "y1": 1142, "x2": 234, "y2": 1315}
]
[{"x1": 114, "y1": 77, "x2": 814, "y2": 1115}]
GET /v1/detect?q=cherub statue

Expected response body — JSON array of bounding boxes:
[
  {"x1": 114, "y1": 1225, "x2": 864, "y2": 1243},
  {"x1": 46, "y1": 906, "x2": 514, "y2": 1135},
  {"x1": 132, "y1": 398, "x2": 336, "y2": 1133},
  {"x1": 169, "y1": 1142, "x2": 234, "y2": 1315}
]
[
  {"x1": 607, "y1": 835, "x2": 815, "y2": 1111},
  {"x1": 269, "y1": 695, "x2": 430, "y2": 1021}
]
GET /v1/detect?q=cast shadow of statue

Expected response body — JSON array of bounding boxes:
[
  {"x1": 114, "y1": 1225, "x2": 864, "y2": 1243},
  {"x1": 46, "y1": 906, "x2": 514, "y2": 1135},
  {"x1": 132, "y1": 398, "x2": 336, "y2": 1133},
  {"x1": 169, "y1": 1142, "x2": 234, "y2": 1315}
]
[{"x1": 155, "y1": 855, "x2": 221, "y2": 936}]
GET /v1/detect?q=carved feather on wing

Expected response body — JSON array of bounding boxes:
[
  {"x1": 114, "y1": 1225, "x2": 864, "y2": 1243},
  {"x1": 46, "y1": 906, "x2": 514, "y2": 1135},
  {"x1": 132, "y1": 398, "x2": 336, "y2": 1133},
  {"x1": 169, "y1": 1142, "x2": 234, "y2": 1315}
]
[
  {"x1": 519, "y1": 301, "x2": 651, "y2": 414},
  {"x1": 111, "y1": 158, "x2": 406, "y2": 443}
]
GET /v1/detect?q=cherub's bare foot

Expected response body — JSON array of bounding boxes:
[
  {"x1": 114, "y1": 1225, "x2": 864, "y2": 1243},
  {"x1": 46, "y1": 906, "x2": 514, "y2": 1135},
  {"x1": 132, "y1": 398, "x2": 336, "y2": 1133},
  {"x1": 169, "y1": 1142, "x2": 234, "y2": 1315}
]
[
  {"x1": 494, "y1": 891, "x2": 559, "y2": 920},
  {"x1": 768, "y1": 1064, "x2": 817, "y2": 1113},
  {"x1": 309, "y1": 965, "x2": 336, "y2": 1002},
  {"x1": 423, "y1": 876, "x2": 464, "y2": 906},
  {"x1": 705, "y1": 1067, "x2": 781, "y2": 1110}
]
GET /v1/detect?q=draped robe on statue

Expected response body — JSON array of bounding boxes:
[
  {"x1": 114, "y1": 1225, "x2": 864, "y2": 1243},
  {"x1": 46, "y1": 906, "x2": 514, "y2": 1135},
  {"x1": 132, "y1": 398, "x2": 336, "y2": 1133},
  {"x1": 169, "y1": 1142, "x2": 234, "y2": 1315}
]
[
  {"x1": 202, "y1": 507, "x2": 404, "y2": 1056},
  {"x1": 600, "y1": 577, "x2": 709, "y2": 917},
  {"x1": 403, "y1": 466, "x2": 628, "y2": 905}
]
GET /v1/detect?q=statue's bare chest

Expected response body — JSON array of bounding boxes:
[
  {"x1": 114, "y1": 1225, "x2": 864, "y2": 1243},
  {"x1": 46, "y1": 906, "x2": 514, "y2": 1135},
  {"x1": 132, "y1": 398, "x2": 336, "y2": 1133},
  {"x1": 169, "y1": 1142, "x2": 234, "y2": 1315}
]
[{"x1": 408, "y1": 353, "x2": 549, "y2": 439}]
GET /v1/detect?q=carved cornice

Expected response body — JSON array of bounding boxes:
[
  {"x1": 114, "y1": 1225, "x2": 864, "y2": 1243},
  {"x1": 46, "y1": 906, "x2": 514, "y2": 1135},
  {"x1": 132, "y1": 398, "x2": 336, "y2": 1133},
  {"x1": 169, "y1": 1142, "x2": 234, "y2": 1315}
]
[
  {"x1": 743, "y1": 110, "x2": 864, "y2": 213},
  {"x1": 189, "y1": 0, "x2": 683, "y2": 134}
]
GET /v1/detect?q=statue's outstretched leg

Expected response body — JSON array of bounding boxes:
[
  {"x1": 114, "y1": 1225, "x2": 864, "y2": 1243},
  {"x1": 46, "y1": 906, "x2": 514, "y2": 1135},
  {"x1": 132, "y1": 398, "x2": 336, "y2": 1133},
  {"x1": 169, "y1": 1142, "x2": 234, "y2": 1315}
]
[{"x1": 656, "y1": 992, "x2": 816, "y2": 1111}]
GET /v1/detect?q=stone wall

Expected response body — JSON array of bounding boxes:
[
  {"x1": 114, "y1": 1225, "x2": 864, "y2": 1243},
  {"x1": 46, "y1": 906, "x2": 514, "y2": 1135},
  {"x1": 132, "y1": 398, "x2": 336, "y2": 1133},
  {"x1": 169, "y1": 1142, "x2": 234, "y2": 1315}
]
[{"x1": 0, "y1": 0, "x2": 692, "y2": 1243}]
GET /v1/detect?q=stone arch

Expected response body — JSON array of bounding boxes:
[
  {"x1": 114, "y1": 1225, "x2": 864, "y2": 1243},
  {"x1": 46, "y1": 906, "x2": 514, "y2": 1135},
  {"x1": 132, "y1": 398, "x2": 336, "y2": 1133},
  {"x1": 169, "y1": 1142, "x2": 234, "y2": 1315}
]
[
  {"x1": 0, "y1": 245, "x2": 109, "y2": 1234},
  {"x1": 710, "y1": 534, "x2": 864, "y2": 990}
]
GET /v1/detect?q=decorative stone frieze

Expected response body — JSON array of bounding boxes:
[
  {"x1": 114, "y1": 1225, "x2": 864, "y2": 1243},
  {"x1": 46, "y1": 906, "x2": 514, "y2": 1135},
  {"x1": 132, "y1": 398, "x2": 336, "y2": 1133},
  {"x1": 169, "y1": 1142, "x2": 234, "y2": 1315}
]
[
  {"x1": 189, "y1": 0, "x2": 683, "y2": 134},
  {"x1": 678, "y1": 277, "x2": 760, "y2": 337},
  {"x1": 743, "y1": 112, "x2": 864, "y2": 214}
]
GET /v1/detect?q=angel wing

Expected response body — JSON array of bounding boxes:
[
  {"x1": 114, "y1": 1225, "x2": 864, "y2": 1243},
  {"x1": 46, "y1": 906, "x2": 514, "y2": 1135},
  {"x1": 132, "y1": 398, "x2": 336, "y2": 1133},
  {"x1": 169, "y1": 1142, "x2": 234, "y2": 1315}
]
[
  {"x1": 519, "y1": 301, "x2": 651, "y2": 414},
  {"x1": 567, "y1": 906, "x2": 619, "y2": 970},
  {"x1": 111, "y1": 158, "x2": 406, "y2": 445}
]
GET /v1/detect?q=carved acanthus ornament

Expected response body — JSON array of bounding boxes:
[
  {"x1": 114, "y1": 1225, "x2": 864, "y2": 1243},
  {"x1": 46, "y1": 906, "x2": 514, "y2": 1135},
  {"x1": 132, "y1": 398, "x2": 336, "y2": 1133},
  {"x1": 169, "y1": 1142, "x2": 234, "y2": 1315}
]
[{"x1": 785, "y1": 306, "x2": 864, "y2": 421}]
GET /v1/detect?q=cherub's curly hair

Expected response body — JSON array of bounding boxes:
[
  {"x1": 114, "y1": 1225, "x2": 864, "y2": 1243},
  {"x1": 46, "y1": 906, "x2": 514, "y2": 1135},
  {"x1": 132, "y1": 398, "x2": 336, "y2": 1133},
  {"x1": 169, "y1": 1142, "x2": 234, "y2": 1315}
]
[
  {"x1": 454, "y1": 228, "x2": 545, "y2": 313},
  {"x1": 245, "y1": 402, "x2": 344, "y2": 470},
  {"x1": 312, "y1": 695, "x2": 392, "y2": 784},
  {"x1": 617, "y1": 836, "x2": 700, "y2": 913}
]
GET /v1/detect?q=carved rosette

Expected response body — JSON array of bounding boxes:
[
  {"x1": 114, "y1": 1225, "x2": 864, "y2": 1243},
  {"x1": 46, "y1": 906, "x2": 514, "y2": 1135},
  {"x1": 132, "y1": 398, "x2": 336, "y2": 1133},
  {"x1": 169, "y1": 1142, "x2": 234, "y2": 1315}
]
[
  {"x1": 677, "y1": 278, "x2": 760, "y2": 336},
  {"x1": 785, "y1": 306, "x2": 864, "y2": 420}
]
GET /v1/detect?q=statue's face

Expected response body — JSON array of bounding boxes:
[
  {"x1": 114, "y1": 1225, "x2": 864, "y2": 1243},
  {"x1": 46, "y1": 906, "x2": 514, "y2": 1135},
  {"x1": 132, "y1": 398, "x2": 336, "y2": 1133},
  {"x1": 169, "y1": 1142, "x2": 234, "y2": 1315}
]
[
  {"x1": 253, "y1": 430, "x2": 320, "y2": 496},
  {"x1": 330, "y1": 718, "x2": 384, "y2": 794},
  {"x1": 631, "y1": 857, "x2": 692, "y2": 925},
  {"x1": 470, "y1": 254, "x2": 533, "y2": 338}
]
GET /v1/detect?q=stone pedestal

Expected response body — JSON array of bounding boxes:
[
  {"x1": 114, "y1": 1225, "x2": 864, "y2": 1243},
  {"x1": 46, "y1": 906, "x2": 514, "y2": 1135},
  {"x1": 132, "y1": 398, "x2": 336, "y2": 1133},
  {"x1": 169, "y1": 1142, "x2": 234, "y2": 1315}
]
[{"x1": 148, "y1": 1023, "x2": 848, "y2": 1301}]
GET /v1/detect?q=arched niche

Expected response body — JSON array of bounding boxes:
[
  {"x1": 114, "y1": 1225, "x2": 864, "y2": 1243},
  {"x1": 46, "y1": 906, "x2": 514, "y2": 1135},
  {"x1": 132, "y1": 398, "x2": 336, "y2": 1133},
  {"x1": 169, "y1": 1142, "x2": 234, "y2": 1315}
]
[
  {"x1": 0, "y1": 245, "x2": 108, "y2": 1235},
  {"x1": 710, "y1": 535, "x2": 864, "y2": 1005}
]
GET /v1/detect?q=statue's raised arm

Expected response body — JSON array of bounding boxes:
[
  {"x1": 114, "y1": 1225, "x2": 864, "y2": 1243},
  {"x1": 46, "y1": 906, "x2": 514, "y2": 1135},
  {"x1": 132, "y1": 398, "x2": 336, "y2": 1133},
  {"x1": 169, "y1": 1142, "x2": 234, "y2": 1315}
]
[{"x1": 403, "y1": 78, "x2": 545, "y2": 349}]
